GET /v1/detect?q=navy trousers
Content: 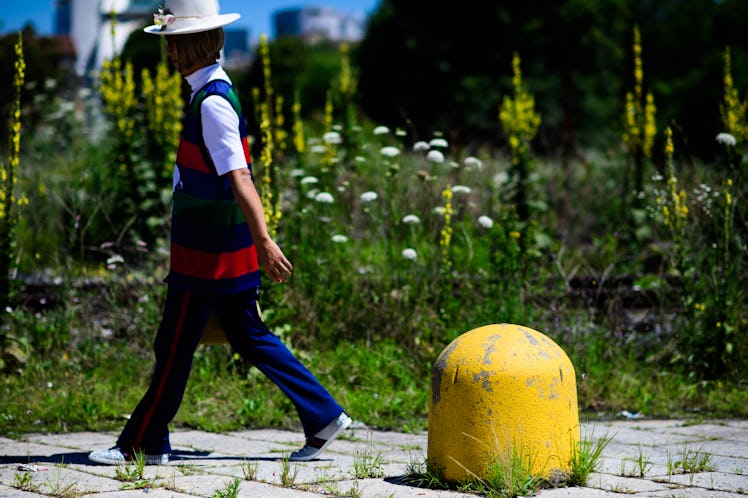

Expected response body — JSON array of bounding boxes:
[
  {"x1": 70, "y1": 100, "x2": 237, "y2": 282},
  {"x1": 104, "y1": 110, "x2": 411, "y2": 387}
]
[{"x1": 117, "y1": 287, "x2": 343, "y2": 455}]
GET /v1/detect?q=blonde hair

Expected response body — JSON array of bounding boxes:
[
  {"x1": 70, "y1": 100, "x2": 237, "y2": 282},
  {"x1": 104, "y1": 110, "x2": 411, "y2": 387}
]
[{"x1": 167, "y1": 28, "x2": 224, "y2": 72}]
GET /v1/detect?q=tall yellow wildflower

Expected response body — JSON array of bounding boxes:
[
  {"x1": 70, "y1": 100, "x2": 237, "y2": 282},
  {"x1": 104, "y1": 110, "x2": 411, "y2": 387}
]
[
  {"x1": 257, "y1": 35, "x2": 282, "y2": 237},
  {"x1": 258, "y1": 100, "x2": 280, "y2": 237},
  {"x1": 292, "y1": 91, "x2": 305, "y2": 156},
  {"x1": 661, "y1": 127, "x2": 689, "y2": 238},
  {"x1": 499, "y1": 52, "x2": 540, "y2": 223},
  {"x1": 623, "y1": 26, "x2": 657, "y2": 159},
  {"x1": 274, "y1": 94, "x2": 288, "y2": 155},
  {"x1": 338, "y1": 44, "x2": 354, "y2": 97},
  {"x1": 499, "y1": 52, "x2": 541, "y2": 163},
  {"x1": 141, "y1": 53, "x2": 183, "y2": 180},
  {"x1": 720, "y1": 47, "x2": 748, "y2": 143},
  {"x1": 99, "y1": 56, "x2": 137, "y2": 170},
  {"x1": 321, "y1": 90, "x2": 337, "y2": 170},
  {"x1": 2, "y1": 32, "x2": 26, "y2": 223},
  {"x1": 1, "y1": 32, "x2": 27, "y2": 306},
  {"x1": 440, "y1": 185, "x2": 453, "y2": 268}
]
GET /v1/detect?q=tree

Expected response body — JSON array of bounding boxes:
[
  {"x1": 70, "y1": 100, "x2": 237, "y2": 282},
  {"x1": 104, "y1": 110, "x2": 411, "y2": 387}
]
[
  {"x1": 356, "y1": 0, "x2": 748, "y2": 156},
  {"x1": 0, "y1": 26, "x2": 66, "y2": 140}
]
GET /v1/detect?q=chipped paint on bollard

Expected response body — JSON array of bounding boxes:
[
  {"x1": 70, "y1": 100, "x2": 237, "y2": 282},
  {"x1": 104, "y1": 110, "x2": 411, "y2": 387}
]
[{"x1": 427, "y1": 323, "x2": 579, "y2": 483}]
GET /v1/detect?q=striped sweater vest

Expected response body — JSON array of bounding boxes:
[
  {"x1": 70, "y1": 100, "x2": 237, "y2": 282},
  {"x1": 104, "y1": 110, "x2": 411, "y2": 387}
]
[{"x1": 167, "y1": 79, "x2": 260, "y2": 293}]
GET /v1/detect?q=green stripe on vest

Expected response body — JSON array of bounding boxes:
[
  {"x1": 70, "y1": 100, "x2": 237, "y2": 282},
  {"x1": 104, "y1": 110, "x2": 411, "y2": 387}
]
[
  {"x1": 173, "y1": 191, "x2": 245, "y2": 227},
  {"x1": 189, "y1": 86, "x2": 242, "y2": 117}
]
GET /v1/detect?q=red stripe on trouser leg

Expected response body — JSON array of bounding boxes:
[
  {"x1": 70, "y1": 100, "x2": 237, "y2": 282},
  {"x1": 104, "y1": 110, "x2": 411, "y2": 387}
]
[{"x1": 132, "y1": 292, "x2": 191, "y2": 452}]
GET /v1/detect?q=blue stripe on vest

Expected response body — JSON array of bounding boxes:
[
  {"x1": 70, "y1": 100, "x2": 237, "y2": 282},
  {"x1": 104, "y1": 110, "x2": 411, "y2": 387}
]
[
  {"x1": 166, "y1": 272, "x2": 261, "y2": 295},
  {"x1": 181, "y1": 117, "x2": 202, "y2": 144},
  {"x1": 176, "y1": 167, "x2": 237, "y2": 201},
  {"x1": 171, "y1": 217, "x2": 252, "y2": 253}
]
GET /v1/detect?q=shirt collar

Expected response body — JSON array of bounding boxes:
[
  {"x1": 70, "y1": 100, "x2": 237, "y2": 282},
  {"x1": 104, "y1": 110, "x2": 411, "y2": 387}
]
[{"x1": 185, "y1": 63, "x2": 231, "y2": 102}]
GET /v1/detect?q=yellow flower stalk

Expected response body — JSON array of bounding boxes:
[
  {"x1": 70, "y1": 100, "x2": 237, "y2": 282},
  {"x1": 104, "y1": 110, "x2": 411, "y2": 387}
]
[
  {"x1": 440, "y1": 185, "x2": 453, "y2": 268},
  {"x1": 99, "y1": 56, "x2": 137, "y2": 171},
  {"x1": 321, "y1": 90, "x2": 337, "y2": 170},
  {"x1": 324, "y1": 89, "x2": 334, "y2": 133},
  {"x1": 292, "y1": 92, "x2": 305, "y2": 156},
  {"x1": 499, "y1": 52, "x2": 541, "y2": 155},
  {"x1": 274, "y1": 94, "x2": 288, "y2": 154},
  {"x1": 259, "y1": 34, "x2": 273, "y2": 103},
  {"x1": 338, "y1": 44, "x2": 354, "y2": 97},
  {"x1": 1, "y1": 32, "x2": 26, "y2": 306},
  {"x1": 257, "y1": 34, "x2": 282, "y2": 237},
  {"x1": 720, "y1": 47, "x2": 748, "y2": 143},
  {"x1": 622, "y1": 26, "x2": 657, "y2": 159},
  {"x1": 499, "y1": 52, "x2": 540, "y2": 223},
  {"x1": 258, "y1": 101, "x2": 279, "y2": 237},
  {"x1": 2, "y1": 32, "x2": 26, "y2": 222},
  {"x1": 141, "y1": 54, "x2": 183, "y2": 179},
  {"x1": 661, "y1": 127, "x2": 688, "y2": 237},
  {"x1": 722, "y1": 177, "x2": 733, "y2": 269}
]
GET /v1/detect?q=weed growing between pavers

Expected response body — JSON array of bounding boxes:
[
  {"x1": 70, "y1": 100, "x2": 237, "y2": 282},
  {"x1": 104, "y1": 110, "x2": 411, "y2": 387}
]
[
  {"x1": 212, "y1": 477, "x2": 240, "y2": 498},
  {"x1": 405, "y1": 431, "x2": 611, "y2": 497},
  {"x1": 353, "y1": 431, "x2": 385, "y2": 478}
]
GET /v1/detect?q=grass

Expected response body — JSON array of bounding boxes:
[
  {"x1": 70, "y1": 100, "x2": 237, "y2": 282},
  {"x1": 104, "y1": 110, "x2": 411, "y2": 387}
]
[
  {"x1": 115, "y1": 453, "x2": 156, "y2": 490},
  {"x1": 481, "y1": 444, "x2": 544, "y2": 498},
  {"x1": 1, "y1": 52, "x2": 747, "y2": 442},
  {"x1": 404, "y1": 434, "x2": 609, "y2": 497},
  {"x1": 278, "y1": 453, "x2": 299, "y2": 487},
  {"x1": 667, "y1": 445, "x2": 716, "y2": 475},
  {"x1": 353, "y1": 431, "x2": 385, "y2": 478},
  {"x1": 1, "y1": 284, "x2": 748, "y2": 439},
  {"x1": 568, "y1": 431, "x2": 614, "y2": 486}
]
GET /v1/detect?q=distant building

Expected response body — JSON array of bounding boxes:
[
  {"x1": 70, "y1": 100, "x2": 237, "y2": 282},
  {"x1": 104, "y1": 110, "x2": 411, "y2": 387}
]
[
  {"x1": 54, "y1": 0, "x2": 157, "y2": 76},
  {"x1": 54, "y1": 0, "x2": 72, "y2": 34},
  {"x1": 54, "y1": 0, "x2": 251, "y2": 76},
  {"x1": 223, "y1": 28, "x2": 252, "y2": 69},
  {"x1": 274, "y1": 6, "x2": 364, "y2": 44}
]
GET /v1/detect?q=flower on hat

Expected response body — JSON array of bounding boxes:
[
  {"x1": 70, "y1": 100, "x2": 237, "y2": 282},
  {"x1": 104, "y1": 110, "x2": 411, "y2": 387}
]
[{"x1": 154, "y1": 8, "x2": 175, "y2": 31}]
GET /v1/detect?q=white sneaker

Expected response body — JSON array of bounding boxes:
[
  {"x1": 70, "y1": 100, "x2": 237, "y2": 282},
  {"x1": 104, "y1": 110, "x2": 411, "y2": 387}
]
[
  {"x1": 88, "y1": 447, "x2": 169, "y2": 465},
  {"x1": 290, "y1": 412, "x2": 352, "y2": 461}
]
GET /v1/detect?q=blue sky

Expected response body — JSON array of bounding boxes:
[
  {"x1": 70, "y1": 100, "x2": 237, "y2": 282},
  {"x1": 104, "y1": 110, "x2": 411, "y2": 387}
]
[{"x1": 0, "y1": 0, "x2": 380, "y2": 39}]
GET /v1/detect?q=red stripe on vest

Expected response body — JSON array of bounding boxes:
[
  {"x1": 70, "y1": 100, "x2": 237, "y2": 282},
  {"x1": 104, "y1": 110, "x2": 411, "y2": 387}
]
[
  {"x1": 242, "y1": 138, "x2": 251, "y2": 163},
  {"x1": 176, "y1": 139, "x2": 212, "y2": 173},
  {"x1": 170, "y1": 243, "x2": 259, "y2": 280}
]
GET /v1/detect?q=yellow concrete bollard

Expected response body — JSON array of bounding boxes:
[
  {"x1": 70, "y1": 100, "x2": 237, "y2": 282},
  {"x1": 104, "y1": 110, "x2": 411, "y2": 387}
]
[{"x1": 428, "y1": 323, "x2": 579, "y2": 483}]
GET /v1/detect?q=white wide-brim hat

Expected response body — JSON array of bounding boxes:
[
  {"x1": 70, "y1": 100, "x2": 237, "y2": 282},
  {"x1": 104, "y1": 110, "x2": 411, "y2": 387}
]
[{"x1": 143, "y1": 0, "x2": 240, "y2": 35}]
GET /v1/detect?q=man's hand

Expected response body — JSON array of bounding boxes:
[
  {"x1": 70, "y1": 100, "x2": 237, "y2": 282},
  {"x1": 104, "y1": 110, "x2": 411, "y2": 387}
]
[
  {"x1": 227, "y1": 168, "x2": 294, "y2": 283},
  {"x1": 256, "y1": 238, "x2": 293, "y2": 283}
]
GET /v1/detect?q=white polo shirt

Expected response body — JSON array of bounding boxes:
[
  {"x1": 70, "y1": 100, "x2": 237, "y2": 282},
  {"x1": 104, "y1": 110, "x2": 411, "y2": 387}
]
[{"x1": 174, "y1": 63, "x2": 248, "y2": 189}]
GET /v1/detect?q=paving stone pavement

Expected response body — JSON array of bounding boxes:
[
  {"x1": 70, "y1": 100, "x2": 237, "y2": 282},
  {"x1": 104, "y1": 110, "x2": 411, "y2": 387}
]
[{"x1": 1, "y1": 419, "x2": 746, "y2": 497}]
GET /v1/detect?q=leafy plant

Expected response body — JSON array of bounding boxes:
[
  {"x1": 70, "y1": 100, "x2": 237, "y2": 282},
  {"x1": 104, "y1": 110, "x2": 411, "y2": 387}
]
[
  {"x1": 13, "y1": 470, "x2": 35, "y2": 491},
  {"x1": 212, "y1": 477, "x2": 240, "y2": 498}
]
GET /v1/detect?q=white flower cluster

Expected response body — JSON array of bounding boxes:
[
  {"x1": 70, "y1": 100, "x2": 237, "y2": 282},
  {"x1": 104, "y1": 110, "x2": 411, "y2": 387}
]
[
  {"x1": 380, "y1": 146, "x2": 400, "y2": 158},
  {"x1": 315, "y1": 192, "x2": 334, "y2": 203},
  {"x1": 401, "y1": 248, "x2": 417, "y2": 261},
  {"x1": 716, "y1": 132, "x2": 736, "y2": 147}
]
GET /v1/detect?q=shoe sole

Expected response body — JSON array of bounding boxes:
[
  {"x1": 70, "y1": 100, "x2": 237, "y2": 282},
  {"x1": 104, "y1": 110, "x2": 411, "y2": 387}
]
[
  {"x1": 88, "y1": 454, "x2": 169, "y2": 466},
  {"x1": 290, "y1": 414, "x2": 352, "y2": 462}
]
